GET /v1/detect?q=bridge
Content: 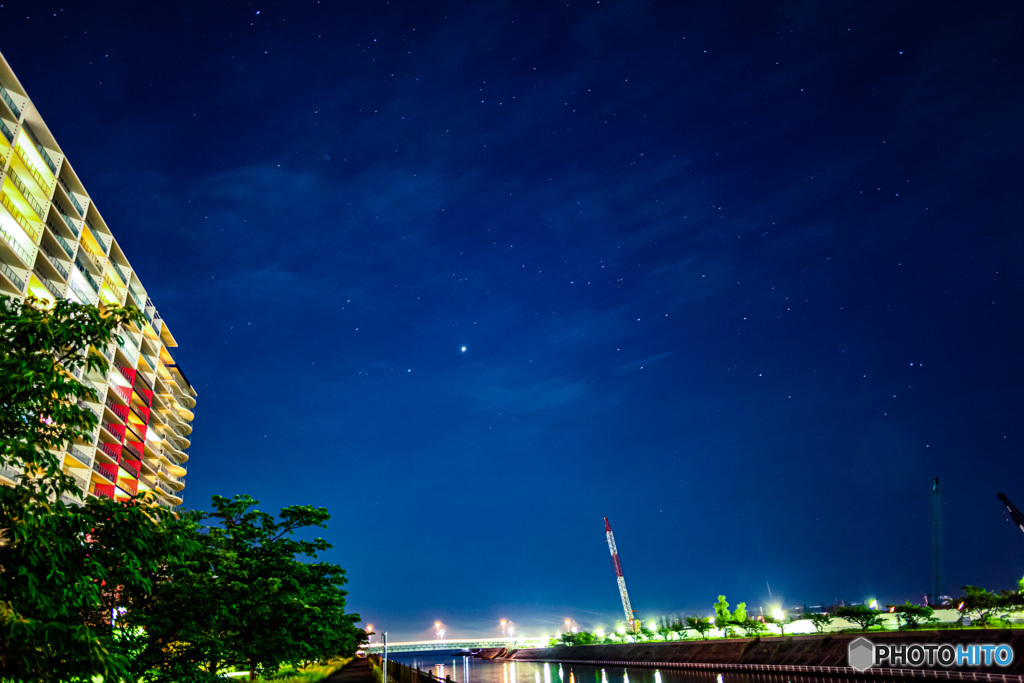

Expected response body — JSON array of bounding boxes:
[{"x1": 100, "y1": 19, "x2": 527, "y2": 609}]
[{"x1": 363, "y1": 637, "x2": 548, "y2": 654}]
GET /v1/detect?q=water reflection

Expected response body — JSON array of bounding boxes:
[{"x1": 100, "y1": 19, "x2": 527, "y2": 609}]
[{"x1": 395, "y1": 654, "x2": 889, "y2": 683}]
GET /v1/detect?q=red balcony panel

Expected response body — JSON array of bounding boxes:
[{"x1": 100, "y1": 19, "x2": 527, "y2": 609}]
[
  {"x1": 135, "y1": 388, "x2": 153, "y2": 408},
  {"x1": 132, "y1": 402, "x2": 152, "y2": 422},
  {"x1": 99, "y1": 442, "x2": 122, "y2": 460},
  {"x1": 109, "y1": 403, "x2": 128, "y2": 421},
  {"x1": 94, "y1": 462, "x2": 117, "y2": 481},
  {"x1": 114, "y1": 385, "x2": 132, "y2": 402},
  {"x1": 93, "y1": 483, "x2": 115, "y2": 499},
  {"x1": 102, "y1": 422, "x2": 126, "y2": 440},
  {"x1": 117, "y1": 366, "x2": 137, "y2": 384},
  {"x1": 123, "y1": 440, "x2": 143, "y2": 459},
  {"x1": 121, "y1": 458, "x2": 141, "y2": 477}
]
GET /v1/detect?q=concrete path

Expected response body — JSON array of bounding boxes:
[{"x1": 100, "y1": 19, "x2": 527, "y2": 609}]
[{"x1": 322, "y1": 657, "x2": 375, "y2": 683}]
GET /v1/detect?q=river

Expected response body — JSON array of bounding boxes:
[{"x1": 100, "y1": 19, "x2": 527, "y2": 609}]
[{"x1": 389, "y1": 653, "x2": 906, "y2": 683}]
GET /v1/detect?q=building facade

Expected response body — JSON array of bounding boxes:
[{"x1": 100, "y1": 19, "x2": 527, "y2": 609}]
[{"x1": 0, "y1": 51, "x2": 195, "y2": 509}]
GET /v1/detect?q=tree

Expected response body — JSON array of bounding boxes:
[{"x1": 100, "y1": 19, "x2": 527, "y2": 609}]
[
  {"x1": 892, "y1": 602, "x2": 935, "y2": 630},
  {"x1": 556, "y1": 630, "x2": 597, "y2": 647},
  {"x1": 836, "y1": 605, "x2": 885, "y2": 632},
  {"x1": 737, "y1": 618, "x2": 767, "y2": 637},
  {"x1": 714, "y1": 595, "x2": 731, "y2": 624},
  {"x1": 733, "y1": 602, "x2": 747, "y2": 623},
  {"x1": 165, "y1": 495, "x2": 361, "y2": 681},
  {"x1": 803, "y1": 612, "x2": 834, "y2": 633},
  {"x1": 1, "y1": 295, "x2": 143, "y2": 497},
  {"x1": 958, "y1": 586, "x2": 1003, "y2": 628},
  {"x1": 1018, "y1": 574, "x2": 1024, "y2": 593},
  {"x1": 686, "y1": 615, "x2": 713, "y2": 640},
  {"x1": 0, "y1": 296, "x2": 189, "y2": 682}
]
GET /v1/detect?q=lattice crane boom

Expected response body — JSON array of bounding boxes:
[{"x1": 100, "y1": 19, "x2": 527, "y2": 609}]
[
  {"x1": 998, "y1": 493, "x2": 1024, "y2": 535},
  {"x1": 604, "y1": 516, "x2": 636, "y2": 631}
]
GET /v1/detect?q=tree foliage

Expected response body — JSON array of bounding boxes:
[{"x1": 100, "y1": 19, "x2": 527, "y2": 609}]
[
  {"x1": 892, "y1": 602, "x2": 935, "y2": 630},
  {"x1": 0, "y1": 297, "x2": 362, "y2": 681},
  {"x1": 803, "y1": 612, "x2": 834, "y2": 633},
  {"x1": 0, "y1": 295, "x2": 143, "y2": 497},
  {"x1": 836, "y1": 605, "x2": 884, "y2": 631},
  {"x1": 686, "y1": 615, "x2": 713, "y2": 639}
]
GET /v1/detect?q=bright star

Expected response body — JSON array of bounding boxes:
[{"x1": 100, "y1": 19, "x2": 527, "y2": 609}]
[{"x1": 460, "y1": 346, "x2": 468, "y2": 353}]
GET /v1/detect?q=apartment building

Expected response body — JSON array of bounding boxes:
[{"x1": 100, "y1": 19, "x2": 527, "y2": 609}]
[{"x1": 0, "y1": 50, "x2": 195, "y2": 509}]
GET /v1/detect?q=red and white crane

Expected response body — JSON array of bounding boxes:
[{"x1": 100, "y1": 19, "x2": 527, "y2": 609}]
[{"x1": 604, "y1": 516, "x2": 636, "y2": 632}]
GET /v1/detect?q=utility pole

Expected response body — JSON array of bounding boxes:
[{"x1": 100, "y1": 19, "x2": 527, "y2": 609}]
[
  {"x1": 930, "y1": 477, "x2": 942, "y2": 605},
  {"x1": 382, "y1": 632, "x2": 388, "y2": 683}
]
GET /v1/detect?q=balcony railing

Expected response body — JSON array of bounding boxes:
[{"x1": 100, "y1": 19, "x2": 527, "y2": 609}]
[
  {"x1": 0, "y1": 462, "x2": 22, "y2": 482},
  {"x1": 57, "y1": 208, "x2": 78, "y2": 235},
  {"x1": 0, "y1": 260, "x2": 25, "y2": 292},
  {"x1": 156, "y1": 480, "x2": 178, "y2": 497},
  {"x1": 92, "y1": 461, "x2": 116, "y2": 482},
  {"x1": 74, "y1": 256, "x2": 99, "y2": 292},
  {"x1": 0, "y1": 222, "x2": 32, "y2": 267},
  {"x1": 8, "y1": 168, "x2": 46, "y2": 218},
  {"x1": 52, "y1": 232, "x2": 74, "y2": 261},
  {"x1": 111, "y1": 261, "x2": 129, "y2": 286},
  {"x1": 123, "y1": 441, "x2": 142, "y2": 459},
  {"x1": 0, "y1": 191, "x2": 42, "y2": 242},
  {"x1": 34, "y1": 269, "x2": 62, "y2": 299},
  {"x1": 0, "y1": 84, "x2": 21, "y2": 119},
  {"x1": 39, "y1": 242, "x2": 69, "y2": 281},
  {"x1": 13, "y1": 145, "x2": 53, "y2": 195},
  {"x1": 70, "y1": 446, "x2": 92, "y2": 465},
  {"x1": 67, "y1": 278, "x2": 90, "y2": 304},
  {"x1": 91, "y1": 486, "x2": 114, "y2": 500},
  {"x1": 127, "y1": 288, "x2": 143, "y2": 308},
  {"x1": 22, "y1": 124, "x2": 57, "y2": 174},
  {"x1": 58, "y1": 178, "x2": 85, "y2": 216},
  {"x1": 0, "y1": 117, "x2": 13, "y2": 143},
  {"x1": 98, "y1": 442, "x2": 121, "y2": 460}
]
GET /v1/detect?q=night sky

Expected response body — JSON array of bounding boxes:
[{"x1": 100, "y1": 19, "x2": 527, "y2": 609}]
[{"x1": 3, "y1": 1, "x2": 1023, "y2": 641}]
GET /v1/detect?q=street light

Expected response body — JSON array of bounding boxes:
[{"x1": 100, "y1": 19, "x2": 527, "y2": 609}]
[
  {"x1": 366, "y1": 624, "x2": 374, "y2": 645},
  {"x1": 435, "y1": 621, "x2": 444, "y2": 640}
]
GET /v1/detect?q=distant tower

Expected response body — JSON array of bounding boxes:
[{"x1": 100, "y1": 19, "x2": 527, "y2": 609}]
[
  {"x1": 930, "y1": 477, "x2": 942, "y2": 605},
  {"x1": 604, "y1": 516, "x2": 636, "y2": 631}
]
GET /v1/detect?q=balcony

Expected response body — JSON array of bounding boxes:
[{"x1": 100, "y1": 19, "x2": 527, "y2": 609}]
[
  {"x1": 0, "y1": 84, "x2": 21, "y2": 119},
  {"x1": 39, "y1": 242, "x2": 69, "y2": 281},
  {"x1": 123, "y1": 440, "x2": 143, "y2": 459},
  {"x1": 74, "y1": 256, "x2": 100, "y2": 292},
  {"x1": 69, "y1": 446, "x2": 92, "y2": 466},
  {"x1": 22, "y1": 124, "x2": 58, "y2": 175},
  {"x1": 0, "y1": 223, "x2": 32, "y2": 268},
  {"x1": 7, "y1": 167, "x2": 46, "y2": 219},
  {"x1": 0, "y1": 260, "x2": 25, "y2": 292},
  {"x1": 1, "y1": 190, "x2": 42, "y2": 243},
  {"x1": 67, "y1": 278, "x2": 90, "y2": 305},
  {"x1": 92, "y1": 461, "x2": 116, "y2": 483},
  {"x1": 0, "y1": 117, "x2": 13, "y2": 144},
  {"x1": 0, "y1": 462, "x2": 22, "y2": 483},
  {"x1": 98, "y1": 441, "x2": 121, "y2": 460},
  {"x1": 111, "y1": 261, "x2": 129, "y2": 286},
  {"x1": 91, "y1": 485, "x2": 114, "y2": 500},
  {"x1": 56, "y1": 207, "x2": 79, "y2": 236},
  {"x1": 100, "y1": 420, "x2": 125, "y2": 440},
  {"x1": 58, "y1": 178, "x2": 85, "y2": 216},
  {"x1": 32, "y1": 270, "x2": 62, "y2": 299}
]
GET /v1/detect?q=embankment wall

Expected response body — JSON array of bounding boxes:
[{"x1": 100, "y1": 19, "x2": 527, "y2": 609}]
[{"x1": 509, "y1": 630, "x2": 1024, "y2": 677}]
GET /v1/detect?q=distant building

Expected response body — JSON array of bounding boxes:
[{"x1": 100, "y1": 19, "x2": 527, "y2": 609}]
[{"x1": 0, "y1": 50, "x2": 195, "y2": 508}]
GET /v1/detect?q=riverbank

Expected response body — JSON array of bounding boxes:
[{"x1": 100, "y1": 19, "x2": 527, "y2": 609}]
[{"x1": 509, "y1": 630, "x2": 1024, "y2": 678}]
